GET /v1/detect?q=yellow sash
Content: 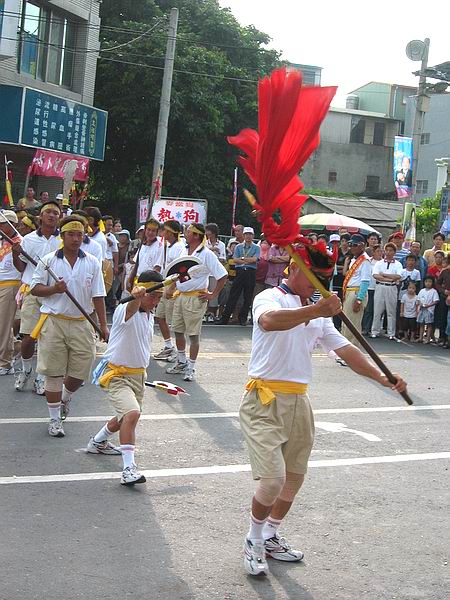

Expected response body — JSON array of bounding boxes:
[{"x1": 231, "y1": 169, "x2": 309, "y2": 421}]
[
  {"x1": 19, "y1": 283, "x2": 31, "y2": 296},
  {"x1": 343, "y1": 254, "x2": 367, "y2": 298},
  {"x1": 98, "y1": 362, "x2": 146, "y2": 388},
  {"x1": 172, "y1": 289, "x2": 208, "y2": 299},
  {"x1": 30, "y1": 313, "x2": 86, "y2": 340},
  {"x1": 0, "y1": 280, "x2": 21, "y2": 288},
  {"x1": 246, "y1": 378, "x2": 308, "y2": 406}
]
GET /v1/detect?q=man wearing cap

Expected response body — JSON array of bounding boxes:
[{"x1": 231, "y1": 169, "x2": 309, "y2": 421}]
[
  {"x1": 340, "y1": 234, "x2": 372, "y2": 347},
  {"x1": 391, "y1": 231, "x2": 409, "y2": 263},
  {"x1": 0, "y1": 211, "x2": 22, "y2": 375},
  {"x1": 166, "y1": 223, "x2": 227, "y2": 381},
  {"x1": 12, "y1": 200, "x2": 62, "y2": 394},
  {"x1": 218, "y1": 227, "x2": 261, "y2": 326},
  {"x1": 154, "y1": 220, "x2": 186, "y2": 361},
  {"x1": 370, "y1": 242, "x2": 403, "y2": 341},
  {"x1": 30, "y1": 216, "x2": 107, "y2": 438}
]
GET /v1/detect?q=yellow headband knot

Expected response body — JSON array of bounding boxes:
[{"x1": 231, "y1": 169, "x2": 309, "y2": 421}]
[
  {"x1": 98, "y1": 219, "x2": 105, "y2": 233},
  {"x1": 40, "y1": 202, "x2": 61, "y2": 215},
  {"x1": 22, "y1": 216, "x2": 36, "y2": 230},
  {"x1": 61, "y1": 221, "x2": 85, "y2": 234}
]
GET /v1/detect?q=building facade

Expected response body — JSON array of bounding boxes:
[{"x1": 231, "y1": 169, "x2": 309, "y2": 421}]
[
  {"x1": 404, "y1": 93, "x2": 450, "y2": 200},
  {"x1": 301, "y1": 107, "x2": 401, "y2": 196},
  {"x1": 0, "y1": 0, "x2": 105, "y2": 202}
]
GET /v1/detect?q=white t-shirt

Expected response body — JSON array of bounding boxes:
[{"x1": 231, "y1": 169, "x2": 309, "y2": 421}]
[
  {"x1": 105, "y1": 232, "x2": 118, "y2": 261},
  {"x1": 368, "y1": 258, "x2": 381, "y2": 290},
  {"x1": 0, "y1": 236, "x2": 22, "y2": 281},
  {"x1": 30, "y1": 249, "x2": 105, "y2": 317},
  {"x1": 346, "y1": 253, "x2": 372, "y2": 287},
  {"x1": 206, "y1": 239, "x2": 226, "y2": 262},
  {"x1": 249, "y1": 285, "x2": 350, "y2": 384},
  {"x1": 400, "y1": 292, "x2": 418, "y2": 318},
  {"x1": 90, "y1": 230, "x2": 108, "y2": 260},
  {"x1": 417, "y1": 288, "x2": 439, "y2": 311},
  {"x1": 160, "y1": 240, "x2": 186, "y2": 271},
  {"x1": 81, "y1": 236, "x2": 103, "y2": 265},
  {"x1": 372, "y1": 259, "x2": 403, "y2": 278},
  {"x1": 176, "y1": 244, "x2": 227, "y2": 292},
  {"x1": 136, "y1": 240, "x2": 163, "y2": 276},
  {"x1": 103, "y1": 303, "x2": 154, "y2": 369},
  {"x1": 20, "y1": 230, "x2": 61, "y2": 285}
]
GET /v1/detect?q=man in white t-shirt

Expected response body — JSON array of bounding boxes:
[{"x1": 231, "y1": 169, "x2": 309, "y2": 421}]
[
  {"x1": 132, "y1": 219, "x2": 163, "y2": 284},
  {"x1": 103, "y1": 215, "x2": 119, "y2": 309},
  {"x1": 370, "y1": 242, "x2": 403, "y2": 340},
  {"x1": 240, "y1": 253, "x2": 407, "y2": 577},
  {"x1": 88, "y1": 270, "x2": 163, "y2": 485},
  {"x1": 85, "y1": 206, "x2": 108, "y2": 260}
]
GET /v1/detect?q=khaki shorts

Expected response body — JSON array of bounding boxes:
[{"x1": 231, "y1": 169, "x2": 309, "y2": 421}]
[
  {"x1": 20, "y1": 293, "x2": 42, "y2": 335},
  {"x1": 239, "y1": 388, "x2": 315, "y2": 479},
  {"x1": 155, "y1": 294, "x2": 175, "y2": 322},
  {"x1": 36, "y1": 316, "x2": 96, "y2": 381},
  {"x1": 171, "y1": 294, "x2": 207, "y2": 336},
  {"x1": 108, "y1": 372, "x2": 145, "y2": 422}
]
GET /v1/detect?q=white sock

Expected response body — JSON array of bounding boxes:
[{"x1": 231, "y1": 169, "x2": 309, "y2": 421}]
[
  {"x1": 22, "y1": 357, "x2": 33, "y2": 373},
  {"x1": 247, "y1": 513, "x2": 266, "y2": 542},
  {"x1": 47, "y1": 402, "x2": 61, "y2": 420},
  {"x1": 94, "y1": 424, "x2": 113, "y2": 443},
  {"x1": 62, "y1": 385, "x2": 74, "y2": 404},
  {"x1": 164, "y1": 338, "x2": 173, "y2": 349},
  {"x1": 177, "y1": 351, "x2": 187, "y2": 364},
  {"x1": 262, "y1": 516, "x2": 282, "y2": 540},
  {"x1": 120, "y1": 444, "x2": 135, "y2": 469},
  {"x1": 187, "y1": 358, "x2": 196, "y2": 369}
]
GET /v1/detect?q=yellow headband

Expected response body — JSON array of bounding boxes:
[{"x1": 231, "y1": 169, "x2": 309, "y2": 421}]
[
  {"x1": 40, "y1": 203, "x2": 61, "y2": 214},
  {"x1": 61, "y1": 221, "x2": 85, "y2": 234},
  {"x1": 164, "y1": 225, "x2": 180, "y2": 236},
  {"x1": 146, "y1": 223, "x2": 158, "y2": 231},
  {"x1": 22, "y1": 216, "x2": 36, "y2": 230},
  {"x1": 98, "y1": 219, "x2": 105, "y2": 233},
  {"x1": 190, "y1": 225, "x2": 204, "y2": 236}
]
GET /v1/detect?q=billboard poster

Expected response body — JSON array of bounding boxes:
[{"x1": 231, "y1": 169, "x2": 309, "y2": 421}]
[
  {"x1": 401, "y1": 202, "x2": 416, "y2": 249},
  {"x1": 394, "y1": 136, "x2": 413, "y2": 199},
  {"x1": 151, "y1": 197, "x2": 207, "y2": 225}
]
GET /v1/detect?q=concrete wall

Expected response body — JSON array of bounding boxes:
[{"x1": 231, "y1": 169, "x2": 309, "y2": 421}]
[
  {"x1": 404, "y1": 93, "x2": 450, "y2": 200},
  {"x1": 0, "y1": 0, "x2": 100, "y2": 105}
]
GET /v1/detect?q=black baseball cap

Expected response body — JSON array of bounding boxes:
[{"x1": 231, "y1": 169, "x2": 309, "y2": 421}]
[{"x1": 349, "y1": 234, "x2": 366, "y2": 245}]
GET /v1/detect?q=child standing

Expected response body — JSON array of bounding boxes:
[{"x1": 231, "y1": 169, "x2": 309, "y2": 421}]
[
  {"x1": 417, "y1": 275, "x2": 439, "y2": 343},
  {"x1": 400, "y1": 281, "x2": 419, "y2": 342},
  {"x1": 88, "y1": 270, "x2": 163, "y2": 485}
]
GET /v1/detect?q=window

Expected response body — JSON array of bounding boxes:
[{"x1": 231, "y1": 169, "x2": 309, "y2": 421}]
[
  {"x1": 350, "y1": 117, "x2": 366, "y2": 143},
  {"x1": 18, "y1": 1, "x2": 78, "y2": 88},
  {"x1": 328, "y1": 171, "x2": 337, "y2": 184},
  {"x1": 373, "y1": 122, "x2": 385, "y2": 146},
  {"x1": 420, "y1": 133, "x2": 430, "y2": 145},
  {"x1": 365, "y1": 175, "x2": 380, "y2": 194},
  {"x1": 416, "y1": 180, "x2": 428, "y2": 194}
]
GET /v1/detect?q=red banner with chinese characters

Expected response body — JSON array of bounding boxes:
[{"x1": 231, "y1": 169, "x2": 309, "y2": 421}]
[
  {"x1": 147, "y1": 197, "x2": 208, "y2": 225},
  {"x1": 27, "y1": 149, "x2": 89, "y2": 181}
]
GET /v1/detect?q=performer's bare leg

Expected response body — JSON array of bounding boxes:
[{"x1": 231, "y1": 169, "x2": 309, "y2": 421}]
[
  {"x1": 60, "y1": 376, "x2": 84, "y2": 420},
  {"x1": 91, "y1": 411, "x2": 140, "y2": 469},
  {"x1": 158, "y1": 317, "x2": 171, "y2": 342},
  {"x1": 188, "y1": 335, "x2": 200, "y2": 361},
  {"x1": 20, "y1": 334, "x2": 35, "y2": 361},
  {"x1": 174, "y1": 332, "x2": 186, "y2": 353}
]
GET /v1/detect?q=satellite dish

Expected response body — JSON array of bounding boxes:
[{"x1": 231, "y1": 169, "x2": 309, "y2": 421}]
[{"x1": 406, "y1": 40, "x2": 425, "y2": 61}]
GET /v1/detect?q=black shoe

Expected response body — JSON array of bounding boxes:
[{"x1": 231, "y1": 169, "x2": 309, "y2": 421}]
[{"x1": 214, "y1": 318, "x2": 229, "y2": 325}]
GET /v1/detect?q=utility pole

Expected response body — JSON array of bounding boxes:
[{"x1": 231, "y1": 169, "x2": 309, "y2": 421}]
[
  {"x1": 149, "y1": 7, "x2": 178, "y2": 211},
  {"x1": 411, "y1": 38, "x2": 430, "y2": 203}
]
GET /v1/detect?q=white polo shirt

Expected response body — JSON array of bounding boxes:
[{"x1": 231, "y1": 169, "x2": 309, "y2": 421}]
[
  {"x1": 372, "y1": 259, "x2": 403, "y2": 278},
  {"x1": 20, "y1": 230, "x2": 61, "y2": 285},
  {"x1": 105, "y1": 232, "x2": 118, "y2": 261},
  {"x1": 160, "y1": 240, "x2": 187, "y2": 271},
  {"x1": 81, "y1": 236, "x2": 103, "y2": 265},
  {"x1": 0, "y1": 235, "x2": 22, "y2": 281},
  {"x1": 90, "y1": 230, "x2": 108, "y2": 260},
  {"x1": 206, "y1": 239, "x2": 226, "y2": 261},
  {"x1": 176, "y1": 245, "x2": 227, "y2": 292},
  {"x1": 346, "y1": 252, "x2": 372, "y2": 287},
  {"x1": 249, "y1": 285, "x2": 350, "y2": 384},
  {"x1": 30, "y1": 249, "x2": 105, "y2": 318},
  {"x1": 103, "y1": 303, "x2": 154, "y2": 369},
  {"x1": 136, "y1": 239, "x2": 163, "y2": 276}
]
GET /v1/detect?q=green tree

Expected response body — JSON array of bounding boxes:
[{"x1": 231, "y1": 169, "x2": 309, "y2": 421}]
[
  {"x1": 416, "y1": 192, "x2": 442, "y2": 234},
  {"x1": 91, "y1": 0, "x2": 281, "y2": 232}
]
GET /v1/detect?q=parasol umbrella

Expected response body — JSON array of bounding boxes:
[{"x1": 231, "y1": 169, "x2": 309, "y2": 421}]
[{"x1": 299, "y1": 212, "x2": 380, "y2": 236}]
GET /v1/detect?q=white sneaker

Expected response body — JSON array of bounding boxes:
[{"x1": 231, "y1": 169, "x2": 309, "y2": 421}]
[
  {"x1": 369, "y1": 334, "x2": 378, "y2": 339},
  {"x1": 34, "y1": 373, "x2": 46, "y2": 396},
  {"x1": 87, "y1": 436, "x2": 121, "y2": 455},
  {"x1": 48, "y1": 418, "x2": 65, "y2": 438},
  {"x1": 166, "y1": 361, "x2": 187, "y2": 374},
  {"x1": 264, "y1": 534, "x2": 304, "y2": 562},
  {"x1": 0, "y1": 366, "x2": 14, "y2": 375},
  {"x1": 153, "y1": 347, "x2": 177, "y2": 361},
  {"x1": 14, "y1": 369, "x2": 33, "y2": 391},
  {"x1": 120, "y1": 465, "x2": 146, "y2": 485},
  {"x1": 183, "y1": 366, "x2": 195, "y2": 382},
  {"x1": 243, "y1": 538, "x2": 268, "y2": 576},
  {"x1": 389, "y1": 336, "x2": 401, "y2": 343}
]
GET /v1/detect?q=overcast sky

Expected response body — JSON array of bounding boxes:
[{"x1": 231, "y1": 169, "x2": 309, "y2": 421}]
[{"x1": 218, "y1": 0, "x2": 448, "y2": 107}]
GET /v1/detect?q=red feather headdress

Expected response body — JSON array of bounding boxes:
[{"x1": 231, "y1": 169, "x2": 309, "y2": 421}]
[{"x1": 228, "y1": 67, "x2": 337, "y2": 274}]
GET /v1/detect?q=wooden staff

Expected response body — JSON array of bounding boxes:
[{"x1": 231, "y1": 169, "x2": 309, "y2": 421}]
[{"x1": 0, "y1": 228, "x2": 105, "y2": 340}]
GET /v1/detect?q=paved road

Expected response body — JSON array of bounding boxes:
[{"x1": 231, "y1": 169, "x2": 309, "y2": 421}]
[{"x1": 1, "y1": 327, "x2": 449, "y2": 600}]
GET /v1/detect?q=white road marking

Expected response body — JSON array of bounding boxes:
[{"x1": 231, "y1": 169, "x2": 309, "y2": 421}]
[
  {"x1": 1, "y1": 452, "x2": 449, "y2": 485},
  {"x1": 315, "y1": 421, "x2": 381, "y2": 442},
  {"x1": 0, "y1": 404, "x2": 449, "y2": 425}
]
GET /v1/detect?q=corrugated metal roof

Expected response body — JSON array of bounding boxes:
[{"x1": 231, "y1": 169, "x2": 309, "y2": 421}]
[{"x1": 305, "y1": 196, "x2": 404, "y2": 227}]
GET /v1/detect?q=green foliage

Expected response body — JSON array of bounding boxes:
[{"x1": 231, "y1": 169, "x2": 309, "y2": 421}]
[
  {"x1": 90, "y1": 0, "x2": 281, "y2": 231},
  {"x1": 416, "y1": 192, "x2": 441, "y2": 233}
]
